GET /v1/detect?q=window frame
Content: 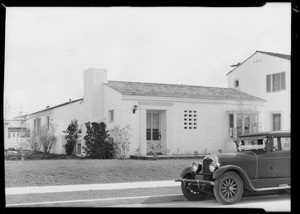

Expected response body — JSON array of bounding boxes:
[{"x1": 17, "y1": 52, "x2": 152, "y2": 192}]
[
  {"x1": 234, "y1": 80, "x2": 239, "y2": 89},
  {"x1": 108, "y1": 110, "x2": 114, "y2": 123},
  {"x1": 266, "y1": 72, "x2": 286, "y2": 93}
]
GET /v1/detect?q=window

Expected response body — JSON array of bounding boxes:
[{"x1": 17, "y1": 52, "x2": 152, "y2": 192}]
[
  {"x1": 34, "y1": 118, "x2": 41, "y2": 135},
  {"x1": 266, "y1": 72, "x2": 286, "y2": 92},
  {"x1": 184, "y1": 110, "x2": 197, "y2": 129},
  {"x1": 8, "y1": 132, "x2": 11, "y2": 138},
  {"x1": 229, "y1": 114, "x2": 234, "y2": 138},
  {"x1": 281, "y1": 137, "x2": 291, "y2": 151},
  {"x1": 234, "y1": 80, "x2": 239, "y2": 88},
  {"x1": 146, "y1": 112, "x2": 161, "y2": 141},
  {"x1": 236, "y1": 114, "x2": 258, "y2": 137},
  {"x1": 272, "y1": 114, "x2": 281, "y2": 131},
  {"x1": 244, "y1": 117, "x2": 251, "y2": 134},
  {"x1": 46, "y1": 116, "x2": 50, "y2": 128},
  {"x1": 109, "y1": 110, "x2": 114, "y2": 123},
  {"x1": 273, "y1": 137, "x2": 290, "y2": 151}
]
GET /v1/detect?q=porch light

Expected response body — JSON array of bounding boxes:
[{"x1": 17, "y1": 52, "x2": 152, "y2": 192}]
[{"x1": 133, "y1": 105, "x2": 138, "y2": 114}]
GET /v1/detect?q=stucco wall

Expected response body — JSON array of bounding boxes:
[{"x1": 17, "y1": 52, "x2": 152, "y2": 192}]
[
  {"x1": 106, "y1": 95, "x2": 265, "y2": 156},
  {"x1": 25, "y1": 100, "x2": 83, "y2": 154},
  {"x1": 227, "y1": 52, "x2": 290, "y2": 131}
]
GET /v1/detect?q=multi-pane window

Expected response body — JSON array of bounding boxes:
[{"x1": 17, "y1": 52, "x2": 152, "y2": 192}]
[
  {"x1": 266, "y1": 72, "x2": 286, "y2": 92},
  {"x1": 146, "y1": 113, "x2": 160, "y2": 141},
  {"x1": 184, "y1": 110, "x2": 197, "y2": 129},
  {"x1": 272, "y1": 114, "x2": 281, "y2": 131}
]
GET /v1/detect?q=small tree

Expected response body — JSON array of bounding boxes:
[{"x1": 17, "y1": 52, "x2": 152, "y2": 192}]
[
  {"x1": 40, "y1": 122, "x2": 57, "y2": 154},
  {"x1": 83, "y1": 122, "x2": 115, "y2": 159},
  {"x1": 109, "y1": 125, "x2": 131, "y2": 159},
  {"x1": 64, "y1": 119, "x2": 80, "y2": 155},
  {"x1": 27, "y1": 128, "x2": 41, "y2": 152}
]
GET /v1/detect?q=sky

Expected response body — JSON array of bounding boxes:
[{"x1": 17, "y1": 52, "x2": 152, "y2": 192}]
[{"x1": 4, "y1": 3, "x2": 291, "y2": 118}]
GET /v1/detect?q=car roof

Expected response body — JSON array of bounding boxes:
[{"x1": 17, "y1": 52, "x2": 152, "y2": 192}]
[{"x1": 238, "y1": 130, "x2": 290, "y2": 140}]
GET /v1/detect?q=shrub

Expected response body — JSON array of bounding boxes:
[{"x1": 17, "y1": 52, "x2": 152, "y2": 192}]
[
  {"x1": 83, "y1": 122, "x2": 115, "y2": 159},
  {"x1": 4, "y1": 151, "x2": 82, "y2": 161},
  {"x1": 40, "y1": 122, "x2": 57, "y2": 154},
  {"x1": 109, "y1": 125, "x2": 131, "y2": 159},
  {"x1": 64, "y1": 119, "x2": 80, "y2": 155},
  {"x1": 27, "y1": 128, "x2": 41, "y2": 152}
]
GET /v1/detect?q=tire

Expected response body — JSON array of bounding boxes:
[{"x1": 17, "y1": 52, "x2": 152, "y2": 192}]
[
  {"x1": 213, "y1": 171, "x2": 244, "y2": 205},
  {"x1": 181, "y1": 177, "x2": 207, "y2": 201}
]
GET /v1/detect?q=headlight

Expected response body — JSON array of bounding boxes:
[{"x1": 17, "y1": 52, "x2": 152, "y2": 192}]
[
  {"x1": 191, "y1": 162, "x2": 199, "y2": 172},
  {"x1": 209, "y1": 162, "x2": 217, "y2": 172},
  {"x1": 191, "y1": 162, "x2": 202, "y2": 172}
]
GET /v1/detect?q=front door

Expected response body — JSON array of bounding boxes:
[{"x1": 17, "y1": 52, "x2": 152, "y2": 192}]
[{"x1": 146, "y1": 112, "x2": 162, "y2": 155}]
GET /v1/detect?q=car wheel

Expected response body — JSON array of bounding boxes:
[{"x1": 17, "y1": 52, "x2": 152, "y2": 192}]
[
  {"x1": 181, "y1": 175, "x2": 207, "y2": 201},
  {"x1": 213, "y1": 171, "x2": 244, "y2": 205}
]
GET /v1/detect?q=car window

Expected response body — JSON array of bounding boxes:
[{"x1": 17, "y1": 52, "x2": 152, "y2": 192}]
[
  {"x1": 238, "y1": 138, "x2": 265, "y2": 151},
  {"x1": 281, "y1": 137, "x2": 291, "y2": 151},
  {"x1": 273, "y1": 136, "x2": 290, "y2": 151}
]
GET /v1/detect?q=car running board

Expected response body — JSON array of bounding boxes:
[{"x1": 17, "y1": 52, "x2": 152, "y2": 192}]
[{"x1": 251, "y1": 185, "x2": 290, "y2": 192}]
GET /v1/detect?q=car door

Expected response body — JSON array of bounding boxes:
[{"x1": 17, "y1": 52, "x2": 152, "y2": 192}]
[
  {"x1": 271, "y1": 136, "x2": 291, "y2": 179},
  {"x1": 256, "y1": 150, "x2": 273, "y2": 179}
]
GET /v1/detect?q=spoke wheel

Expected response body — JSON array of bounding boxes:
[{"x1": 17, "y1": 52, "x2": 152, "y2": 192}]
[{"x1": 214, "y1": 171, "x2": 243, "y2": 205}]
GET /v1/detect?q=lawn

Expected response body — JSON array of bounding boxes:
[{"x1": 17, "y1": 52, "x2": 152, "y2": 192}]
[{"x1": 4, "y1": 158, "x2": 202, "y2": 187}]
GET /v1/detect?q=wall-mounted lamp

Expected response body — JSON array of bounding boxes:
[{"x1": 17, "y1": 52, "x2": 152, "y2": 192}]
[{"x1": 133, "y1": 105, "x2": 138, "y2": 114}]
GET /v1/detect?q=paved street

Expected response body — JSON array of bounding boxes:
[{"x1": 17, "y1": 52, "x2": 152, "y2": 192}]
[
  {"x1": 114, "y1": 194, "x2": 291, "y2": 212},
  {"x1": 5, "y1": 180, "x2": 291, "y2": 211}
]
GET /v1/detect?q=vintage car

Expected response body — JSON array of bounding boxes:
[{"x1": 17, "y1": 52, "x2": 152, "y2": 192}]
[{"x1": 175, "y1": 130, "x2": 290, "y2": 205}]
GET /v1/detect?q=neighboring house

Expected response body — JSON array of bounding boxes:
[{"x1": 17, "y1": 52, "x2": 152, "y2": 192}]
[
  {"x1": 227, "y1": 51, "x2": 290, "y2": 132},
  {"x1": 4, "y1": 116, "x2": 28, "y2": 150},
  {"x1": 23, "y1": 98, "x2": 84, "y2": 154}
]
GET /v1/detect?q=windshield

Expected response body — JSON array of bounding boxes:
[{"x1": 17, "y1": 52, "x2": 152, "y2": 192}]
[{"x1": 237, "y1": 137, "x2": 267, "y2": 151}]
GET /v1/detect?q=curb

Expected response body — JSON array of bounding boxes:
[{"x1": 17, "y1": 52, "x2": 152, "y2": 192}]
[
  {"x1": 104, "y1": 194, "x2": 187, "y2": 207},
  {"x1": 7, "y1": 194, "x2": 187, "y2": 207}
]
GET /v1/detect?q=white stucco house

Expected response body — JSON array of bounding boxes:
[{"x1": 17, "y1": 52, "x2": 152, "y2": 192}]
[
  {"x1": 227, "y1": 50, "x2": 290, "y2": 132},
  {"x1": 12, "y1": 68, "x2": 266, "y2": 157},
  {"x1": 24, "y1": 98, "x2": 84, "y2": 154}
]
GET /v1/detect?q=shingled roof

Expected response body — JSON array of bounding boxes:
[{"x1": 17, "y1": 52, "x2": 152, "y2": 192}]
[
  {"x1": 257, "y1": 51, "x2": 290, "y2": 60},
  {"x1": 27, "y1": 98, "x2": 83, "y2": 116},
  {"x1": 106, "y1": 81, "x2": 265, "y2": 102}
]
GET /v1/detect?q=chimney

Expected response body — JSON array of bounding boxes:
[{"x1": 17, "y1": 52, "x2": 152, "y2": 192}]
[{"x1": 83, "y1": 68, "x2": 108, "y2": 123}]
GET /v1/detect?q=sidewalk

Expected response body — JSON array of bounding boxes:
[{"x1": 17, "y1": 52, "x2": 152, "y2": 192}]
[
  {"x1": 6, "y1": 180, "x2": 184, "y2": 207},
  {"x1": 6, "y1": 180, "x2": 180, "y2": 195}
]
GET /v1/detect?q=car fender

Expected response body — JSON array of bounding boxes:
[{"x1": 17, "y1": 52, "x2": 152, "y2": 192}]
[
  {"x1": 213, "y1": 165, "x2": 254, "y2": 191},
  {"x1": 180, "y1": 166, "x2": 193, "y2": 178}
]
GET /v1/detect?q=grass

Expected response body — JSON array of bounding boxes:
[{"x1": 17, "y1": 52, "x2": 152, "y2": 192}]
[{"x1": 4, "y1": 158, "x2": 202, "y2": 188}]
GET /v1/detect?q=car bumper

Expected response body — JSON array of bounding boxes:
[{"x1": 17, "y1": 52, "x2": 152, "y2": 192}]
[{"x1": 175, "y1": 178, "x2": 215, "y2": 186}]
